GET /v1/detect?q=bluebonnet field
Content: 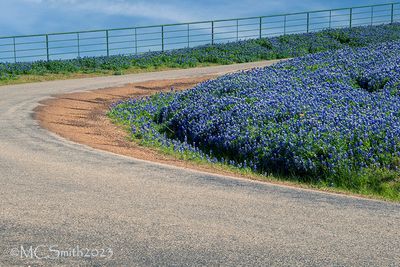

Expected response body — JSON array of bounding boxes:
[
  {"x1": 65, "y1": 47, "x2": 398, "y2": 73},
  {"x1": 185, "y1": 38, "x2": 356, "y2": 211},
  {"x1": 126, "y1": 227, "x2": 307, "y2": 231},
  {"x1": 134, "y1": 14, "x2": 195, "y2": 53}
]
[
  {"x1": 1, "y1": 23, "x2": 400, "y2": 81},
  {"x1": 109, "y1": 40, "x2": 400, "y2": 199}
]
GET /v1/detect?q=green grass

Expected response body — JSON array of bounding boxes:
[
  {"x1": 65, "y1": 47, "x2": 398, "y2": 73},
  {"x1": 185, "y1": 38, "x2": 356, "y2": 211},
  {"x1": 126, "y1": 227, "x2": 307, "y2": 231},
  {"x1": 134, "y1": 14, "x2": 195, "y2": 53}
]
[
  {"x1": 0, "y1": 63, "x2": 220, "y2": 86},
  {"x1": 108, "y1": 117, "x2": 400, "y2": 202}
]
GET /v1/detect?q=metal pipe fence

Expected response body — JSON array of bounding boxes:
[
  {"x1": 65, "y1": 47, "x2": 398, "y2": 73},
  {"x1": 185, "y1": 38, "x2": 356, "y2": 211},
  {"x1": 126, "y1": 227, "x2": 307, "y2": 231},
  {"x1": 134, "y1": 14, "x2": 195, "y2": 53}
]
[{"x1": 0, "y1": 2, "x2": 399, "y2": 63}]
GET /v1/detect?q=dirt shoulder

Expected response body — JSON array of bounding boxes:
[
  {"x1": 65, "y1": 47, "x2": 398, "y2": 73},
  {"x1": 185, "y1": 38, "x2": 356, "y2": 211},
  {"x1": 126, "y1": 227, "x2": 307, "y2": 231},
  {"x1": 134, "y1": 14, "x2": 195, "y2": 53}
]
[
  {"x1": 35, "y1": 75, "x2": 254, "y2": 178},
  {"x1": 34, "y1": 76, "x2": 395, "y2": 201}
]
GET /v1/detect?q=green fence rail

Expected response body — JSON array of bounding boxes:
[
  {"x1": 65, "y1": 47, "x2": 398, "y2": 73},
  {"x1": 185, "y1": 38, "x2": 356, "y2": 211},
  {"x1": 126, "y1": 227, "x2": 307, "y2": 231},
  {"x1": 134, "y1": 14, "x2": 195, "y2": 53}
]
[{"x1": 0, "y1": 2, "x2": 399, "y2": 63}]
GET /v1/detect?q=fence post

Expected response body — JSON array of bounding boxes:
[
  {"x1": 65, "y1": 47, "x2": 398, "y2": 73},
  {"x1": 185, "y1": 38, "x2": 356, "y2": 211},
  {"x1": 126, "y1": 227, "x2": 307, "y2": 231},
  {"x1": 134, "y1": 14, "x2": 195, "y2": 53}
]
[
  {"x1": 161, "y1": 25, "x2": 164, "y2": 52},
  {"x1": 13, "y1": 37, "x2": 17, "y2": 63},
  {"x1": 135, "y1": 28, "x2": 138, "y2": 54},
  {"x1": 284, "y1": 15, "x2": 287, "y2": 35},
  {"x1": 211, "y1": 21, "x2": 214, "y2": 45},
  {"x1": 45, "y1": 34, "x2": 49, "y2": 61},
  {"x1": 371, "y1": 6, "x2": 374, "y2": 25},
  {"x1": 106, "y1": 30, "x2": 109, "y2": 57},
  {"x1": 329, "y1": 10, "x2": 332, "y2": 28},
  {"x1": 259, "y1": 17, "x2": 262, "y2": 39},
  {"x1": 349, "y1": 8, "x2": 353, "y2": 28},
  {"x1": 187, "y1": 24, "x2": 190, "y2": 47},
  {"x1": 236, "y1": 19, "x2": 239, "y2": 41},
  {"x1": 306, "y1": 12, "x2": 310, "y2": 33},
  {"x1": 391, "y1": 3, "x2": 394, "y2": 23},
  {"x1": 77, "y1": 33, "x2": 80, "y2": 58}
]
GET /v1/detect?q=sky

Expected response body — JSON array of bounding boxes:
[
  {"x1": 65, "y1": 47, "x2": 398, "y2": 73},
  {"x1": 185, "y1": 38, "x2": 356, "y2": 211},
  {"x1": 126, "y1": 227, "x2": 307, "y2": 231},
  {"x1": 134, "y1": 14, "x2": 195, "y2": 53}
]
[{"x1": 0, "y1": 0, "x2": 388, "y2": 36}]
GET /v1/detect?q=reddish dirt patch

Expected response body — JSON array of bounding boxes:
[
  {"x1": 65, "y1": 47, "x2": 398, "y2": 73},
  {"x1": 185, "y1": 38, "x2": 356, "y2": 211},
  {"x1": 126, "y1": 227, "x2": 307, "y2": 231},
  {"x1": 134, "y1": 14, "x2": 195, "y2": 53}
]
[
  {"x1": 34, "y1": 76, "x2": 387, "y2": 200},
  {"x1": 34, "y1": 76, "x2": 254, "y2": 177}
]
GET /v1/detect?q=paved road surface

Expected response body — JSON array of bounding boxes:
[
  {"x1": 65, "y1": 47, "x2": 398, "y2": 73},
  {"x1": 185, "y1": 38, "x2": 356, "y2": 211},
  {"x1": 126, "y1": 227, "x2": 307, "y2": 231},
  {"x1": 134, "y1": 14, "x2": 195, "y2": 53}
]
[{"x1": 0, "y1": 61, "x2": 399, "y2": 266}]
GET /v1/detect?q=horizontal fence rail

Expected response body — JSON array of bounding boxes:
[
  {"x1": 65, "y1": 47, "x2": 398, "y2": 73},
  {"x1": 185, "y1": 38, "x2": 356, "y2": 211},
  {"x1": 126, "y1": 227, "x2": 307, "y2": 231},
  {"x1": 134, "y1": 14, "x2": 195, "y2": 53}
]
[{"x1": 0, "y1": 2, "x2": 399, "y2": 63}]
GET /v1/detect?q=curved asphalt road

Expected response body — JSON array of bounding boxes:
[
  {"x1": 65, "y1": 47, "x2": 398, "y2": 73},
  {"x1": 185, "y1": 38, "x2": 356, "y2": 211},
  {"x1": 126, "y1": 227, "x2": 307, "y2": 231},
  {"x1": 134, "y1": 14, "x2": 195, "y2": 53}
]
[{"x1": 0, "y1": 61, "x2": 399, "y2": 266}]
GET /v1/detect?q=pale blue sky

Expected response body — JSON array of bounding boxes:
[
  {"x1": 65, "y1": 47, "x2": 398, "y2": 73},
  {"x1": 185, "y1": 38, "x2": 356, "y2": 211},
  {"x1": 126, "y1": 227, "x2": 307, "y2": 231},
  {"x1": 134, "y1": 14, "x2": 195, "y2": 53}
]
[{"x1": 0, "y1": 0, "x2": 388, "y2": 36}]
